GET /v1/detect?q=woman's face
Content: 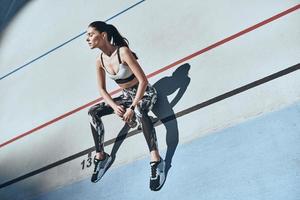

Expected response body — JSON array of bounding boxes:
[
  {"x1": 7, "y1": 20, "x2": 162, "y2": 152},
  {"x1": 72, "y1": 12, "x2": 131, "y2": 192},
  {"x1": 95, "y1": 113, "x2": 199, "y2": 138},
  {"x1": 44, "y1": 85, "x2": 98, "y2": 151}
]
[{"x1": 86, "y1": 27, "x2": 104, "y2": 49}]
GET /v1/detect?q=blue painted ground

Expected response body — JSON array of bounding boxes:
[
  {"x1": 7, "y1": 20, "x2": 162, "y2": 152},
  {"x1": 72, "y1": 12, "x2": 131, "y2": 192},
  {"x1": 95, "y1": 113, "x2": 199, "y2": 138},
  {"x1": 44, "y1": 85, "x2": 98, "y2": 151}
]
[{"x1": 33, "y1": 102, "x2": 300, "y2": 200}]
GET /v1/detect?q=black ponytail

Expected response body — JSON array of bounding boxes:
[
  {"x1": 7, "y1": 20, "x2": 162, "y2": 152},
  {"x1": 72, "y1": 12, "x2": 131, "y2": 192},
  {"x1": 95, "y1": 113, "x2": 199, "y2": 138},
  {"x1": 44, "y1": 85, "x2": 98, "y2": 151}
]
[
  {"x1": 89, "y1": 21, "x2": 138, "y2": 59},
  {"x1": 105, "y1": 24, "x2": 128, "y2": 47}
]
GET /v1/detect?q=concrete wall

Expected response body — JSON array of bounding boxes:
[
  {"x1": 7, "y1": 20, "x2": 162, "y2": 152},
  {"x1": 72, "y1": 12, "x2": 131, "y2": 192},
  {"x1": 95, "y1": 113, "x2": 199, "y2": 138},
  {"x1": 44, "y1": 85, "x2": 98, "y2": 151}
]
[{"x1": 0, "y1": 1, "x2": 299, "y2": 199}]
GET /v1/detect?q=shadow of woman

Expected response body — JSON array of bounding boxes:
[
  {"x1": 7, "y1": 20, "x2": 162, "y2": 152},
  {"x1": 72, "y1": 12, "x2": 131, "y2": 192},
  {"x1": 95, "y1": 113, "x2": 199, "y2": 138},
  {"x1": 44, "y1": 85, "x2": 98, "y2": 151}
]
[
  {"x1": 107, "y1": 124, "x2": 130, "y2": 169},
  {"x1": 152, "y1": 63, "x2": 191, "y2": 176}
]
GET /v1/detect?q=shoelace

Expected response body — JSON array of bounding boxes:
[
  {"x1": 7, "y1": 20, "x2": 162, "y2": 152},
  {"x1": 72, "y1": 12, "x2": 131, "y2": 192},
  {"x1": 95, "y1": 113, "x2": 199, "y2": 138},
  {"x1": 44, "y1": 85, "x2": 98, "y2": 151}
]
[
  {"x1": 93, "y1": 159, "x2": 100, "y2": 173},
  {"x1": 151, "y1": 163, "x2": 158, "y2": 178}
]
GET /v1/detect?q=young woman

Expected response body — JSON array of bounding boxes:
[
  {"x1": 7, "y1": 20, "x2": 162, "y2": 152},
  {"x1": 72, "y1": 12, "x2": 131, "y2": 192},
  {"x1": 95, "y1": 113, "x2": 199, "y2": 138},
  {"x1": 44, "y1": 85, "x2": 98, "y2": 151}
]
[{"x1": 86, "y1": 21, "x2": 165, "y2": 191}]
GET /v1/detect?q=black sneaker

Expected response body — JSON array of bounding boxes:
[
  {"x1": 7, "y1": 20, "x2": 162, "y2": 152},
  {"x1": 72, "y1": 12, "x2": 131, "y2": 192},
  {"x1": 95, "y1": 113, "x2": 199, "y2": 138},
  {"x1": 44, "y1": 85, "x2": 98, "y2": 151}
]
[
  {"x1": 149, "y1": 159, "x2": 166, "y2": 191},
  {"x1": 91, "y1": 153, "x2": 112, "y2": 183}
]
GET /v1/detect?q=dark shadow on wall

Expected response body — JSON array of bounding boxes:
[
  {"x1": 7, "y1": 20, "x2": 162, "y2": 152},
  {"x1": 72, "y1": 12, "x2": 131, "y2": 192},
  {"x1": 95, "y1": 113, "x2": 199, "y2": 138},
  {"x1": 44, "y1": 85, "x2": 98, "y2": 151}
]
[
  {"x1": 109, "y1": 124, "x2": 130, "y2": 165},
  {"x1": 0, "y1": 0, "x2": 30, "y2": 39},
  {"x1": 152, "y1": 63, "x2": 191, "y2": 179}
]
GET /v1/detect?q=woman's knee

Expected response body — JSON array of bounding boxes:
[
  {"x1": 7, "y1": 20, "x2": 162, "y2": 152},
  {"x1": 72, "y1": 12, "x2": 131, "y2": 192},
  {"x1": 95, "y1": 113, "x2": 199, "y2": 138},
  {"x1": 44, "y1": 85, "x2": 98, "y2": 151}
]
[
  {"x1": 88, "y1": 102, "x2": 105, "y2": 116},
  {"x1": 88, "y1": 103, "x2": 106, "y2": 127}
]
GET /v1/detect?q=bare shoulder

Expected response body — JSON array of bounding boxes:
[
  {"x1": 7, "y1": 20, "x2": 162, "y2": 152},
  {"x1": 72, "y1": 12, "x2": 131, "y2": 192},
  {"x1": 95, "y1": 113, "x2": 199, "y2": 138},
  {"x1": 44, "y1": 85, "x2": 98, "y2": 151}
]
[{"x1": 119, "y1": 46, "x2": 132, "y2": 57}]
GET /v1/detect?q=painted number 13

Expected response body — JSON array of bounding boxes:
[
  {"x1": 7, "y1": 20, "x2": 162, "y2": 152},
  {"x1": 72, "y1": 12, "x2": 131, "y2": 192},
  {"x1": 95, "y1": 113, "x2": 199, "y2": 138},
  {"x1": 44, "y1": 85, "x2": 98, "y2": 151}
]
[{"x1": 81, "y1": 153, "x2": 93, "y2": 170}]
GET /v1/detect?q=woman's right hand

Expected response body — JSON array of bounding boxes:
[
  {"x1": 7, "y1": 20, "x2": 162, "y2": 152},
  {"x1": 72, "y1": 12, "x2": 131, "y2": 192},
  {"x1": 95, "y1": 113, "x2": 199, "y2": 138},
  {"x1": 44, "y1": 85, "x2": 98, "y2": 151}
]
[{"x1": 113, "y1": 105, "x2": 125, "y2": 117}]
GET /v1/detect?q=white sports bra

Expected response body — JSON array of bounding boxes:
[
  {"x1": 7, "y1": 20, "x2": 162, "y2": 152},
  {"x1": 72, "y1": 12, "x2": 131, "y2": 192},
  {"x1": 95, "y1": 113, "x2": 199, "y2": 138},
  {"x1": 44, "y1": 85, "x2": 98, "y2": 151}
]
[{"x1": 100, "y1": 47, "x2": 135, "y2": 84}]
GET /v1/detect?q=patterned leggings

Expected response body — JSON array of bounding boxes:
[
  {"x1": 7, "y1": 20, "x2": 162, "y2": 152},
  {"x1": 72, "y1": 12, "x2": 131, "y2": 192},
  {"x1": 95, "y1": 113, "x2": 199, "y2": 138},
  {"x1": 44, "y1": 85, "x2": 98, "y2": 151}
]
[{"x1": 88, "y1": 84, "x2": 158, "y2": 153}]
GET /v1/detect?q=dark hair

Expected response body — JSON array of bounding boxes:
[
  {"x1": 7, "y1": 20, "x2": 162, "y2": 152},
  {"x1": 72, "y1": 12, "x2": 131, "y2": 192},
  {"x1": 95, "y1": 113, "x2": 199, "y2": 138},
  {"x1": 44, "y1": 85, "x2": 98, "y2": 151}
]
[{"x1": 89, "y1": 21, "x2": 137, "y2": 58}]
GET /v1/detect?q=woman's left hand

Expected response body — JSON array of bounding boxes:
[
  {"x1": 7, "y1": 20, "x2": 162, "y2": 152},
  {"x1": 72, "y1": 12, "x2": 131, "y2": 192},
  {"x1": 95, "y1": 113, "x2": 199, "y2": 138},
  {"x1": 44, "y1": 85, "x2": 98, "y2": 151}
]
[{"x1": 122, "y1": 108, "x2": 134, "y2": 123}]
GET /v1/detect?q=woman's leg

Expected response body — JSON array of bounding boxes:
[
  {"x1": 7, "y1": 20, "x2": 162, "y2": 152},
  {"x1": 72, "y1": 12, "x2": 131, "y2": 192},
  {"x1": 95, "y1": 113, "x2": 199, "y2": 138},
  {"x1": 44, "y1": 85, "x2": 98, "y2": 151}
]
[
  {"x1": 88, "y1": 102, "x2": 114, "y2": 159},
  {"x1": 88, "y1": 94, "x2": 131, "y2": 159},
  {"x1": 88, "y1": 95, "x2": 132, "y2": 183},
  {"x1": 135, "y1": 85, "x2": 160, "y2": 162},
  {"x1": 124, "y1": 84, "x2": 165, "y2": 190},
  {"x1": 136, "y1": 86, "x2": 166, "y2": 190},
  {"x1": 138, "y1": 109, "x2": 160, "y2": 162}
]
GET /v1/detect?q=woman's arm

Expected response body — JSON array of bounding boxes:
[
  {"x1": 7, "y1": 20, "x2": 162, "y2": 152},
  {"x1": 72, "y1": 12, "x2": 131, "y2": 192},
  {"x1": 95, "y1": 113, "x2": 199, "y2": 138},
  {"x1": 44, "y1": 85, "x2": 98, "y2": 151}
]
[
  {"x1": 120, "y1": 47, "x2": 148, "y2": 122},
  {"x1": 120, "y1": 47, "x2": 148, "y2": 107},
  {"x1": 96, "y1": 57, "x2": 125, "y2": 117}
]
